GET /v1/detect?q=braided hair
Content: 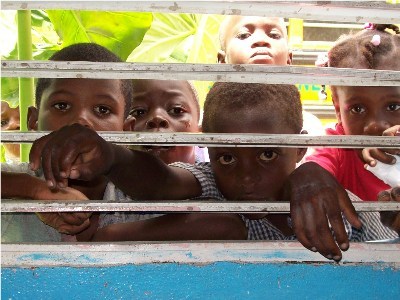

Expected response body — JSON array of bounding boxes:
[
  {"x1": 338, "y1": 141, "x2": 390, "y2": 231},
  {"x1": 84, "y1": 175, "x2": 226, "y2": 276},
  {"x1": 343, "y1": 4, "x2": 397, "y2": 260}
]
[{"x1": 328, "y1": 23, "x2": 400, "y2": 70}]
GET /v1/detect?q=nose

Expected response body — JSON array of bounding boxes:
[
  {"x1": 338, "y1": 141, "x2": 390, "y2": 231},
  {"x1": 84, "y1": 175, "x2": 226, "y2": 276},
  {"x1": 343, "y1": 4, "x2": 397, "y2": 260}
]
[
  {"x1": 8, "y1": 118, "x2": 20, "y2": 131},
  {"x1": 363, "y1": 115, "x2": 390, "y2": 135},
  {"x1": 74, "y1": 111, "x2": 94, "y2": 129},
  {"x1": 145, "y1": 115, "x2": 169, "y2": 129},
  {"x1": 251, "y1": 30, "x2": 270, "y2": 48},
  {"x1": 238, "y1": 163, "x2": 260, "y2": 188}
]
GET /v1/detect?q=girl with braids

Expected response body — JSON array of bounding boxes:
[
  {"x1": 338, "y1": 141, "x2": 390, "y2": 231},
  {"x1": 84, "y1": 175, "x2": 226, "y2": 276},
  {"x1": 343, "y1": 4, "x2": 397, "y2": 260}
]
[{"x1": 306, "y1": 23, "x2": 400, "y2": 202}]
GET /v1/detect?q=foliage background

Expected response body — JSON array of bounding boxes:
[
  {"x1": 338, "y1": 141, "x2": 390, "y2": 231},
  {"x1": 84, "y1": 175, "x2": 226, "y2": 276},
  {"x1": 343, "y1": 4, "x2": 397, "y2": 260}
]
[{"x1": 1, "y1": 10, "x2": 222, "y2": 107}]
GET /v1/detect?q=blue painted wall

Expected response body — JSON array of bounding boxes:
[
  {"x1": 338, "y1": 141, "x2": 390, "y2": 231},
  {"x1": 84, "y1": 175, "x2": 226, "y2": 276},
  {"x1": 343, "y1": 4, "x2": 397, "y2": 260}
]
[{"x1": 2, "y1": 262, "x2": 400, "y2": 299}]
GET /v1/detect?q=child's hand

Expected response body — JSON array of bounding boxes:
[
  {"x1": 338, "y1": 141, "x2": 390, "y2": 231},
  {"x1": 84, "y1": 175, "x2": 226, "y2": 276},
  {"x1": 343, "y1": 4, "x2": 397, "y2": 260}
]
[
  {"x1": 34, "y1": 185, "x2": 92, "y2": 235},
  {"x1": 285, "y1": 162, "x2": 362, "y2": 262},
  {"x1": 37, "y1": 211, "x2": 92, "y2": 235},
  {"x1": 378, "y1": 186, "x2": 400, "y2": 235},
  {"x1": 362, "y1": 125, "x2": 400, "y2": 167},
  {"x1": 29, "y1": 124, "x2": 114, "y2": 189}
]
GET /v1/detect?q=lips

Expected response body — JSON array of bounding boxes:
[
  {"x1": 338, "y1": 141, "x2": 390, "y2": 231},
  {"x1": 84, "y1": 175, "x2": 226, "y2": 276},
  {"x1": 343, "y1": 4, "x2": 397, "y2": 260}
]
[{"x1": 251, "y1": 49, "x2": 272, "y2": 59}]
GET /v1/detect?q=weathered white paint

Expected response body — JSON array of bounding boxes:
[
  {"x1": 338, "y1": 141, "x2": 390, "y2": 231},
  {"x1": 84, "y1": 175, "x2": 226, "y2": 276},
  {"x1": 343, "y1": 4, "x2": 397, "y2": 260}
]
[
  {"x1": 2, "y1": 131, "x2": 399, "y2": 148},
  {"x1": 1, "y1": 1, "x2": 399, "y2": 23},
  {"x1": 2, "y1": 61, "x2": 400, "y2": 86},
  {"x1": 2, "y1": 199, "x2": 400, "y2": 213},
  {"x1": 2, "y1": 241, "x2": 400, "y2": 267}
]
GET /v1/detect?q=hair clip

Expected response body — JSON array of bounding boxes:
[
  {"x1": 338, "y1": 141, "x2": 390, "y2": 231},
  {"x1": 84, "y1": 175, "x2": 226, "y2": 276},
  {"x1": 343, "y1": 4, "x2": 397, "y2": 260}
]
[
  {"x1": 371, "y1": 34, "x2": 381, "y2": 46},
  {"x1": 315, "y1": 53, "x2": 329, "y2": 67},
  {"x1": 364, "y1": 22, "x2": 376, "y2": 30}
]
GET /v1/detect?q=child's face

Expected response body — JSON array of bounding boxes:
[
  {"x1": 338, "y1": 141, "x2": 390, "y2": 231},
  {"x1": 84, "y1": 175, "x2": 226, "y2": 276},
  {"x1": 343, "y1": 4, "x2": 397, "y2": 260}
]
[
  {"x1": 130, "y1": 79, "x2": 200, "y2": 164},
  {"x1": 35, "y1": 78, "x2": 126, "y2": 131},
  {"x1": 333, "y1": 86, "x2": 400, "y2": 136},
  {"x1": 220, "y1": 16, "x2": 291, "y2": 65},
  {"x1": 1, "y1": 101, "x2": 20, "y2": 160},
  {"x1": 207, "y1": 108, "x2": 305, "y2": 218}
]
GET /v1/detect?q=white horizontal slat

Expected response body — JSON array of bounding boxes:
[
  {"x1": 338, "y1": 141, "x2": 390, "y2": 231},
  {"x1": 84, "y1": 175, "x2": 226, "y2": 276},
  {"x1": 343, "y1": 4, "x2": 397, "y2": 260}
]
[
  {"x1": 1, "y1": 1, "x2": 399, "y2": 23},
  {"x1": 2, "y1": 131, "x2": 399, "y2": 148},
  {"x1": 2, "y1": 199, "x2": 399, "y2": 213},
  {"x1": 2, "y1": 241, "x2": 400, "y2": 266},
  {"x1": 3, "y1": 61, "x2": 400, "y2": 86}
]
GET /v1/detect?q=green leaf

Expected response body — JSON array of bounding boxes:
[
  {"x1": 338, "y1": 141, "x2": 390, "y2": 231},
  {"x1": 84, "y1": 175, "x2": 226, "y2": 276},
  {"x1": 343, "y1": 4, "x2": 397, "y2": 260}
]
[
  {"x1": 128, "y1": 13, "x2": 223, "y2": 105},
  {"x1": 48, "y1": 11, "x2": 152, "y2": 61}
]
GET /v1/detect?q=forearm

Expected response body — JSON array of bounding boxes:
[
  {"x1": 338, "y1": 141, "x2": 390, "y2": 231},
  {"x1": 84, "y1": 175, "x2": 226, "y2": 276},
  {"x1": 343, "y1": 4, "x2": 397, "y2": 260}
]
[
  {"x1": 91, "y1": 213, "x2": 247, "y2": 241},
  {"x1": 1, "y1": 172, "x2": 45, "y2": 199},
  {"x1": 107, "y1": 145, "x2": 200, "y2": 200}
]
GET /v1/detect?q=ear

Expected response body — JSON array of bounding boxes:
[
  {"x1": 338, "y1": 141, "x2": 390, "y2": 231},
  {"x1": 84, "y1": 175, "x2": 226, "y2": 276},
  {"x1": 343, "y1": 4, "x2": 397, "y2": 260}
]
[
  {"x1": 331, "y1": 87, "x2": 341, "y2": 123},
  {"x1": 217, "y1": 50, "x2": 227, "y2": 63},
  {"x1": 296, "y1": 130, "x2": 308, "y2": 162},
  {"x1": 27, "y1": 106, "x2": 38, "y2": 130},
  {"x1": 287, "y1": 50, "x2": 293, "y2": 65},
  {"x1": 123, "y1": 115, "x2": 136, "y2": 131}
]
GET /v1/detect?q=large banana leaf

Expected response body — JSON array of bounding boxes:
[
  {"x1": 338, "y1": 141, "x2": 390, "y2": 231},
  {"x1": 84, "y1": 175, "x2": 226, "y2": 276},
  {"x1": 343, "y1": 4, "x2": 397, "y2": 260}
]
[
  {"x1": 1, "y1": 10, "x2": 153, "y2": 106},
  {"x1": 48, "y1": 11, "x2": 152, "y2": 61},
  {"x1": 128, "y1": 13, "x2": 223, "y2": 104}
]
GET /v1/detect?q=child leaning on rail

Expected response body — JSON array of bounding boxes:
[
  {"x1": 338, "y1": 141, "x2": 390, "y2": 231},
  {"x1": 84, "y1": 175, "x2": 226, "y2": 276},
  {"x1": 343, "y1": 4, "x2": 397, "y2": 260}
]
[
  {"x1": 217, "y1": 14, "x2": 324, "y2": 136},
  {"x1": 99, "y1": 79, "x2": 223, "y2": 231},
  {"x1": 305, "y1": 23, "x2": 400, "y2": 201},
  {"x1": 1, "y1": 43, "x2": 136, "y2": 242},
  {"x1": 28, "y1": 82, "x2": 397, "y2": 261}
]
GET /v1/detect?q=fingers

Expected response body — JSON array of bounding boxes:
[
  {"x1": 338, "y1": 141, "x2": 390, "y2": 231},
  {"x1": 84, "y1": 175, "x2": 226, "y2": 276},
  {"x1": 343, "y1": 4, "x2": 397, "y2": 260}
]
[
  {"x1": 390, "y1": 186, "x2": 400, "y2": 201},
  {"x1": 58, "y1": 212, "x2": 92, "y2": 226},
  {"x1": 362, "y1": 148, "x2": 377, "y2": 167},
  {"x1": 382, "y1": 125, "x2": 400, "y2": 137},
  {"x1": 338, "y1": 188, "x2": 362, "y2": 229},
  {"x1": 36, "y1": 212, "x2": 91, "y2": 235},
  {"x1": 29, "y1": 133, "x2": 53, "y2": 171},
  {"x1": 290, "y1": 195, "x2": 343, "y2": 261},
  {"x1": 57, "y1": 218, "x2": 91, "y2": 235},
  {"x1": 362, "y1": 148, "x2": 396, "y2": 167}
]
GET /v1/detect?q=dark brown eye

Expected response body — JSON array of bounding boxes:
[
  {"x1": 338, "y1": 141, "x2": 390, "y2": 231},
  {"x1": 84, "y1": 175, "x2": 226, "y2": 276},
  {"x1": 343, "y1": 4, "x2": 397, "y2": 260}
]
[
  {"x1": 218, "y1": 154, "x2": 236, "y2": 165},
  {"x1": 260, "y1": 150, "x2": 278, "y2": 162}
]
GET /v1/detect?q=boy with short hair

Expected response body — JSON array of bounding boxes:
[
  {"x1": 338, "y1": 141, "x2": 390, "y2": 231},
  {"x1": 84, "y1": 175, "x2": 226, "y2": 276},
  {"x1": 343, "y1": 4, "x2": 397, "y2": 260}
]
[{"x1": 1, "y1": 42, "x2": 135, "y2": 242}]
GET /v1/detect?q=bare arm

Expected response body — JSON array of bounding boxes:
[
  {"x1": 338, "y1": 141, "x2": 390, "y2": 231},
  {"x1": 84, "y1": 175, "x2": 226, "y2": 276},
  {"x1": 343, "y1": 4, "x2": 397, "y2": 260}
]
[
  {"x1": 2, "y1": 172, "x2": 45, "y2": 199},
  {"x1": 29, "y1": 124, "x2": 201, "y2": 200},
  {"x1": 89, "y1": 213, "x2": 247, "y2": 242}
]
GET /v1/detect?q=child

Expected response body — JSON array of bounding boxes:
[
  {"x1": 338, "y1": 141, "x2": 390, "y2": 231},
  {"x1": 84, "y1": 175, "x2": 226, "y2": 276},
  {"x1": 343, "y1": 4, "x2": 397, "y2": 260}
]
[
  {"x1": 129, "y1": 79, "x2": 203, "y2": 164},
  {"x1": 305, "y1": 23, "x2": 400, "y2": 201},
  {"x1": 97, "y1": 79, "x2": 213, "y2": 230},
  {"x1": 217, "y1": 15, "x2": 324, "y2": 136},
  {"x1": 1, "y1": 42, "x2": 135, "y2": 242},
  {"x1": 29, "y1": 82, "x2": 378, "y2": 261},
  {"x1": 1, "y1": 101, "x2": 20, "y2": 163}
]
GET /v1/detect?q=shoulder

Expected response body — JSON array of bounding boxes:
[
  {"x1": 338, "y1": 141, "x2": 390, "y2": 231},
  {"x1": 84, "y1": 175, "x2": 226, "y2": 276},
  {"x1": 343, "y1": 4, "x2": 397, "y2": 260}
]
[{"x1": 170, "y1": 162, "x2": 224, "y2": 200}]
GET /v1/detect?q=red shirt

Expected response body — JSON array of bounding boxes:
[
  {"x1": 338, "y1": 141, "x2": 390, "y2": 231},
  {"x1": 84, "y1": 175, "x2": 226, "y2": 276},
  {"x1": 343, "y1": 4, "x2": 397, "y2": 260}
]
[{"x1": 305, "y1": 124, "x2": 390, "y2": 201}]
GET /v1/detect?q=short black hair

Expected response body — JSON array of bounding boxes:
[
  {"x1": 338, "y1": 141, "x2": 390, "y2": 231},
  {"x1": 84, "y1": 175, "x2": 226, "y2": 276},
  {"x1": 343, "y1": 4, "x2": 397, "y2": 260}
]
[
  {"x1": 35, "y1": 43, "x2": 133, "y2": 117},
  {"x1": 202, "y1": 82, "x2": 302, "y2": 133}
]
